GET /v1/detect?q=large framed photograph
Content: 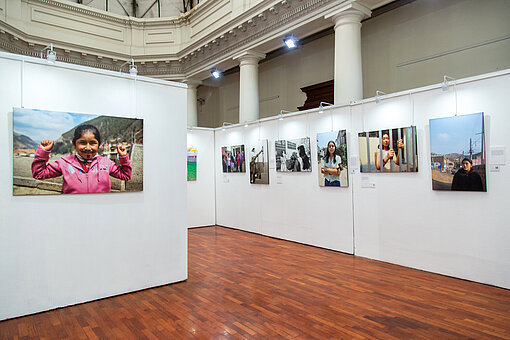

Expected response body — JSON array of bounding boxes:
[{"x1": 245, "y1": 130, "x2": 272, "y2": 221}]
[
  {"x1": 249, "y1": 139, "x2": 269, "y2": 184},
  {"x1": 221, "y1": 145, "x2": 246, "y2": 173},
  {"x1": 358, "y1": 126, "x2": 418, "y2": 173},
  {"x1": 317, "y1": 130, "x2": 348, "y2": 187},
  {"x1": 13, "y1": 107, "x2": 143, "y2": 195},
  {"x1": 275, "y1": 137, "x2": 312, "y2": 172},
  {"x1": 430, "y1": 113, "x2": 486, "y2": 191}
]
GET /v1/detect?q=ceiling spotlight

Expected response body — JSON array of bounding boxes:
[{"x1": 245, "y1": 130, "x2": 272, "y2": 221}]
[
  {"x1": 211, "y1": 69, "x2": 221, "y2": 79},
  {"x1": 40, "y1": 43, "x2": 56, "y2": 63},
  {"x1": 442, "y1": 75, "x2": 455, "y2": 91},
  {"x1": 283, "y1": 36, "x2": 298, "y2": 49},
  {"x1": 318, "y1": 101, "x2": 333, "y2": 114},
  {"x1": 375, "y1": 90, "x2": 386, "y2": 103}
]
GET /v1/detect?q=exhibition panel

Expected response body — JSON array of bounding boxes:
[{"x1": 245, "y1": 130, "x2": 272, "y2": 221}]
[
  {"x1": 0, "y1": 52, "x2": 188, "y2": 320},
  {"x1": 187, "y1": 128, "x2": 216, "y2": 228},
  {"x1": 214, "y1": 69, "x2": 510, "y2": 289}
]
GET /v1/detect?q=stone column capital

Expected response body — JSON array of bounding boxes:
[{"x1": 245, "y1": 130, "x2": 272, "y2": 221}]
[
  {"x1": 325, "y1": 1, "x2": 371, "y2": 28},
  {"x1": 233, "y1": 50, "x2": 266, "y2": 66}
]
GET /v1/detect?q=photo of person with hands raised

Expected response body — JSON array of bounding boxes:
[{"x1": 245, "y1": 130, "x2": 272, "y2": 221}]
[{"x1": 32, "y1": 124, "x2": 132, "y2": 194}]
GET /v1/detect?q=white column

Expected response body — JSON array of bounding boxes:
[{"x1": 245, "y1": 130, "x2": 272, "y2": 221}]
[
  {"x1": 325, "y1": 2, "x2": 371, "y2": 105},
  {"x1": 233, "y1": 51, "x2": 265, "y2": 123},
  {"x1": 183, "y1": 79, "x2": 201, "y2": 127}
]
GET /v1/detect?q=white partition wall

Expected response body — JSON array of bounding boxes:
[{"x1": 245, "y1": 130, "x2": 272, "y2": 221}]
[
  {"x1": 0, "y1": 52, "x2": 188, "y2": 320},
  {"x1": 352, "y1": 72, "x2": 510, "y2": 289},
  {"x1": 187, "y1": 128, "x2": 216, "y2": 228},
  {"x1": 214, "y1": 70, "x2": 510, "y2": 289},
  {"x1": 215, "y1": 109, "x2": 355, "y2": 254}
]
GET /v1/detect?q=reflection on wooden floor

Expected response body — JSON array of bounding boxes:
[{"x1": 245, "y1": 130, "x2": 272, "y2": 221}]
[{"x1": 1, "y1": 226, "x2": 510, "y2": 339}]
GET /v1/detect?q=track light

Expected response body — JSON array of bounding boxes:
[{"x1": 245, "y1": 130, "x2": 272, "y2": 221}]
[
  {"x1": 283, "y1": 36, "x2": 298, "y2": 49},
  {"x1": 318, "y1": 101, "x2": 333, "y2": 114},
  {"x1": 375, "y1": 90, "x2": 386, "y2": 103},
  {"x1": 120, "y1": 58, "x2": 137, "y2": 76},
  {"x1": 211, "y1": 69, "x2": 221, "y2": 79},
  {"x1": 40, "y1": 43, "x2": 56, "y2": 63},
  {"x1": 442, "y1": 75, "x2": 455, "y2": 91}
]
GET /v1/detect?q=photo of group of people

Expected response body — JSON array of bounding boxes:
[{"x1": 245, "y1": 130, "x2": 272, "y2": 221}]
[
  {"x1": 317, "y1": 130, "x2": 348, "y2": 187},
  {"x1": 12, "y1": 107, "x2": 143, "y2": 196},
  {"x1": 221, "y1": 145, "x2": 246, "y2": 173},
  {"x1": 429, "y1": 112, "x2": 486, "y2": 191},
  {"x1": 275, "y1": 137, "x2": 312, "y2": 172},
  {"x1": 358, "y1": 126, "x2": 418, "y2": 173},
  {"x1": 249, "y1": 140, "x2": 269, "y2": 184}
]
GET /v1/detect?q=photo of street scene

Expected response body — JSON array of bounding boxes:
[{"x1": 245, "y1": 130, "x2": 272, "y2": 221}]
[
  {"x1": 275, "y1": 137, "x2": 312, "y2": 172},
  {"x1": 317, "y1": 130, "x2": 348, "y2": 187},
  {"x1": 13, "y1": 107, "x2": 143, "y2": 196},
  {"x1": 429, "y1": 112, "x2": 486, "y2": 191},
  {"x1": 187, "y1": 147, "x2": 197, "y2": 181},
  {"x1": 358, "y1": 126, "x2": 418, "y2": 173},
  {"x1": 221, "y1": 145, "x2": 246, "y2": 173},
  {"x1": 249, "y1": 140, "x2": 269, "y2": 184}
]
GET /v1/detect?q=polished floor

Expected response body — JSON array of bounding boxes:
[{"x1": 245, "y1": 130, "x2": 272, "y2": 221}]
[{"x1": 1, "y1": 226, "x2": 510, "y2": 339}]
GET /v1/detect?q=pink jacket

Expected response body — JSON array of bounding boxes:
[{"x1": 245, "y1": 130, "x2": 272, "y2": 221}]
[{"x1": 32, "y1": 147, "x2": 132, "y2": 194}]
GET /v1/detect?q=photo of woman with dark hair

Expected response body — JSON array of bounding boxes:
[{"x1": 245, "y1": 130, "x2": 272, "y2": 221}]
[{"x1": 317, "y1": 130, "x2": 348, "y2": 187}]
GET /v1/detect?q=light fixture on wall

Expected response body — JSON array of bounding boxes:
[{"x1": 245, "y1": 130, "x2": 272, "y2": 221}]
[
  {"x1": 375, "y1": 90, "x2": 387, "y2": 103},
  {"x1": 283, "y1": 35, "x2": 298, "y2": 49},
  {"x1": 442, "y1": 75, "x2": 455, "y2": 91},
  {"x1": 211, "y1": 69, "x2": 222, "y2": 79},
  {"x1": 279, "y1": 110, "x2": 290, "y2": 120},
  {"x1": 221, "y1": 122, "x2": 233, "y2": 131},
  {"x1": 40, "y1": 43, "x2": 56, "y2": 63},
  {"x1": 318, "y1": 101, "x2": 333, "y2": 114},
  {"x1": 120, "y1": 58, "x2": 137, "y2": 76}
]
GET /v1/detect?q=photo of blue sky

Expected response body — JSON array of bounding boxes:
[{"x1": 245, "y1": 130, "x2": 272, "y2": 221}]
[
  {"x1": 429, "y1": 112, "x2": 484, "y2": 155},
  {"x1": 13, "y1": 108, "x2": 98, "y2": 143}
]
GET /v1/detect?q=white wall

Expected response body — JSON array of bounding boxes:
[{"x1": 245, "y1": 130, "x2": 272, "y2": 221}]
[
  {"x1": 214, "y1": 69, "x2": 510, "y2": 289},
  {"x1": 0, "y1": 52, "x2": 188, "y2": 320},
  {"x1": 215, "y1": 109, "x2": 355, "y2": 254},
  {"x1": 352, "y1": 72, "x2": 510, "y2": 289},
  {"x1": 187, "y1": 128, "x2": 216, "y2": 228}
]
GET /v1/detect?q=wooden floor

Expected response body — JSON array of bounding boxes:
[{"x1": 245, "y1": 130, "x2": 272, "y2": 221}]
[{"x1": 1, "y1": 226, "x2": 510, "y2": 339}]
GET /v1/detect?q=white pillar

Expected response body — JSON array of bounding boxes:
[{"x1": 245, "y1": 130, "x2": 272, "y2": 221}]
[
  {"x1": 325, "y1": 2, "x2": 371, "y2": 105},
  {"x1": 183, "y1": 79, "x2": 201, "y2": 127},
  {"x1": 233, "y1": 50, "x2": 265, "y2": 123}
]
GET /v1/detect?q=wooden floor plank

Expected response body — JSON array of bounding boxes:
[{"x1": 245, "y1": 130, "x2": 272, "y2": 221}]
[{"x1": 1, "y1": 225, "x2": 510, "y2": 339}]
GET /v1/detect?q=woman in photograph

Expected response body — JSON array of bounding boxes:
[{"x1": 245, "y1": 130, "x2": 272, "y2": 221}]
[
  {"x1": 321, "y1": 141, "x2": 342, "y2": 186},
  {"x1": 375, "y1": 132, "x2": 404, "y2": 171},
  {"x1": 297, "y1": 144, "x2": 311, "y2": 171},
  {"x1": 451, "y1": 158, "x2": 484, "y2": 191},
  {"x1": 32, "y1": 124, "x2": 132, "y2": 194}
]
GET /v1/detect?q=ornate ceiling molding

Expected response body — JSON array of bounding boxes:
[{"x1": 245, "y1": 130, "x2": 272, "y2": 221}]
[{"x1": 0, "y1": 0, "x2": 381, "y2": 80}]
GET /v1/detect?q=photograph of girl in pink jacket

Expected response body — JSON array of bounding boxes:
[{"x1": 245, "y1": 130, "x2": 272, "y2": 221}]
[{"x1": 32, "y1": 124, "x2": 132, "y2": 194}]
